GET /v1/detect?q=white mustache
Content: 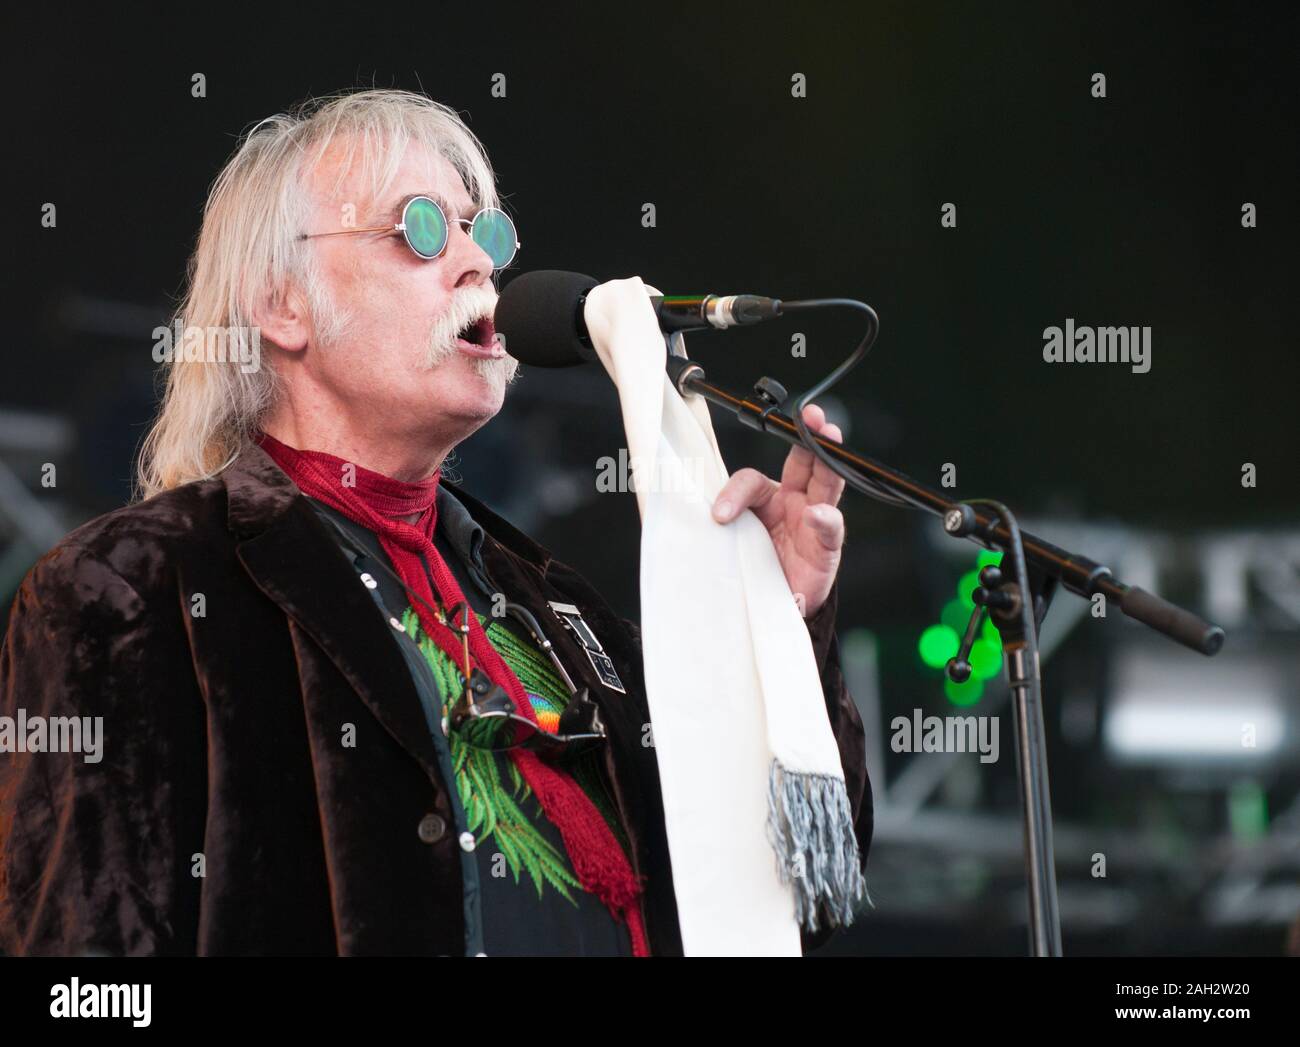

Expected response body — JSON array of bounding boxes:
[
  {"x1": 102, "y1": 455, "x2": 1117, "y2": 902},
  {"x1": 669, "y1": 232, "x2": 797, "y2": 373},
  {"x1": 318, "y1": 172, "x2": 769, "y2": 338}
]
[
  {"x1": 427, "y1": 285, "x2": 500, "y2": 360},
  {"x1": 424, "y1": 286, "x2": 518, "y2": 391}
]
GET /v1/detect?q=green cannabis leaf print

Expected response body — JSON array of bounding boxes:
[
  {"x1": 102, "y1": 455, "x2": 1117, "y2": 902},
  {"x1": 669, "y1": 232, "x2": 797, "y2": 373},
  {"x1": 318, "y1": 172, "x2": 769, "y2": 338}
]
[{"x1": 404, "y1": 607, "x2": 593, "y2": 903}]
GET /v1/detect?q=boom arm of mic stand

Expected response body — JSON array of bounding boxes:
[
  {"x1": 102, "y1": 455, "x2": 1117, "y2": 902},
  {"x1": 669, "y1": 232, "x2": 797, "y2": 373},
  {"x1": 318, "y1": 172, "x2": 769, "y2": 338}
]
[{"x1": 665, "y1": 354, "x2": 1225, "y2": 657}]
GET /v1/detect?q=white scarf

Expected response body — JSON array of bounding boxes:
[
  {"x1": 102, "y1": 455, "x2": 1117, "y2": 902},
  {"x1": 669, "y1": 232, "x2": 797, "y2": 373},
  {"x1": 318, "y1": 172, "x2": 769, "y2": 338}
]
[{"x1": 590, "y1": 299, "x2": 867, "y2": 955}]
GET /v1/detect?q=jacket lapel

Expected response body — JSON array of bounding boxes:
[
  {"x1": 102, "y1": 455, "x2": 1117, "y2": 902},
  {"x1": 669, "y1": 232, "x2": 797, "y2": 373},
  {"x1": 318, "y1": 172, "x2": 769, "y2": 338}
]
[{"x1": 223, "y1": 445, "x2": 444, "y2": 782}]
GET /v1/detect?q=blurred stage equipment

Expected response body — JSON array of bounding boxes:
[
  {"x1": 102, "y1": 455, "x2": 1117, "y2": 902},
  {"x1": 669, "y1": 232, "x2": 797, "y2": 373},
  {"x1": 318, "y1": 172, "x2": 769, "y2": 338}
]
[{"x1": 0, "y1": 407, "x2": 76, "y2": 598}]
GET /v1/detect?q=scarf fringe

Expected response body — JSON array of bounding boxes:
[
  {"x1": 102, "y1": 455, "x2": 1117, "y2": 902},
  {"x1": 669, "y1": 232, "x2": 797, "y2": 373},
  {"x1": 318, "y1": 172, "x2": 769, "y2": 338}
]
[{"x1": 766, "y1": 760, "x2": 871, "y2": 933}]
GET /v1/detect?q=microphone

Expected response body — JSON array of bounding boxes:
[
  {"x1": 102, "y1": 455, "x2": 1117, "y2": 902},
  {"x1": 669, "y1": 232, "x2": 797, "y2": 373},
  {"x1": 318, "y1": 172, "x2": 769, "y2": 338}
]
[{"x1": 494, "y1": 270, "x2": 783, "y2": 368}]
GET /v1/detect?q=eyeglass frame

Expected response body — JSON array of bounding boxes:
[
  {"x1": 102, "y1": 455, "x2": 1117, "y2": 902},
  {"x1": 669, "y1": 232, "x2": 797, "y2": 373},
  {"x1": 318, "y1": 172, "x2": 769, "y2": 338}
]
[
  {"x1": 444, "y1": 600, "x2": 608, "y2": 758},
  {"x1": 297, "y1": 194, "x2": 521, "y2": 270}
]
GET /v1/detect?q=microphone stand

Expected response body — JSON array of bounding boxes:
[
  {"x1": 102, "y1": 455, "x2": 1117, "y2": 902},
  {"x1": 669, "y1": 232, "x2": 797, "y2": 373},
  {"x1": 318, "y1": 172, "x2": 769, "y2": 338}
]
[{"x1": 662, "y1": 345, "x2": 1225, "y2": 957}]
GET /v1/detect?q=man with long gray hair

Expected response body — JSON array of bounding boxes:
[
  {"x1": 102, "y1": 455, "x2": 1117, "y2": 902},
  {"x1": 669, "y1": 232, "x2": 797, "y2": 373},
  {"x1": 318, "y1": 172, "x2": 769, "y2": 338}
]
[{"x1": 0, "y1": 89, "x2": 871, "y2": 956}]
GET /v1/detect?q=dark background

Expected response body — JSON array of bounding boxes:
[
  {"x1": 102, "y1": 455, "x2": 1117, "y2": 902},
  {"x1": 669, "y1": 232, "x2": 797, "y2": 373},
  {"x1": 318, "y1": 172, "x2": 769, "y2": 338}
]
[{"x1": 5, "y1": 2, "x2": 1298, "y2": 955}]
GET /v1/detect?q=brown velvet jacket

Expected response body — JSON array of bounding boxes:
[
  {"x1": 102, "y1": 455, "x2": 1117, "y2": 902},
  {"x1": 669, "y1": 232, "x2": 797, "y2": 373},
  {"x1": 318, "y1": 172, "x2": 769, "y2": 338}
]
[{"x1": 0, "y1": 443, "x2": 872, "y2": 956}]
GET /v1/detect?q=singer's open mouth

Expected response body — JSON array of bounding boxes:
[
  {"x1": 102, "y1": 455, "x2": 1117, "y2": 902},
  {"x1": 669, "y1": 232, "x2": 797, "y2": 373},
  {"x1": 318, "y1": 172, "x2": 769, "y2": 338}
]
[{"x1": 455, "y1": 316, "x2": 503, "y2": 358}]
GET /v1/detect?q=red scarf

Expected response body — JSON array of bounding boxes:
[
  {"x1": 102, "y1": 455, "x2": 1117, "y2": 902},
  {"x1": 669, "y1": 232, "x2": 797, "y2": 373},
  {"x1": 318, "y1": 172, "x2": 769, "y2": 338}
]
[{"x1": 256, "y1": 432, "x2": 648, "y2": 955}]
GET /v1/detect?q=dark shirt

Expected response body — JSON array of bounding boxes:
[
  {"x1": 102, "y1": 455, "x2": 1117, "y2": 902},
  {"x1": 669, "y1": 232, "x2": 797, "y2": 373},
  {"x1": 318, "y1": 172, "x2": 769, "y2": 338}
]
[{"x1": 307, "y1": 490, "x2": 633, "y2": 957}]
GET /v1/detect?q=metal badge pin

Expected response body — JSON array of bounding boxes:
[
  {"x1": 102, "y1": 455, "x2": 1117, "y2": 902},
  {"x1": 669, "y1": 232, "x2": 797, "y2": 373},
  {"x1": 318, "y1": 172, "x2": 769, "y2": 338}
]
[{"x1": 546, "y1": 601, "x2": 626, "y2": 694}]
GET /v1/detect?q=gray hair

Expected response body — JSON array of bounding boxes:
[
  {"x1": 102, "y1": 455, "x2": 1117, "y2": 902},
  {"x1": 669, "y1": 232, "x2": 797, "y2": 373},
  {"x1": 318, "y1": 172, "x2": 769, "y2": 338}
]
[{"x1": 135, "y1": 89, "x2": 501, "y2": 500}]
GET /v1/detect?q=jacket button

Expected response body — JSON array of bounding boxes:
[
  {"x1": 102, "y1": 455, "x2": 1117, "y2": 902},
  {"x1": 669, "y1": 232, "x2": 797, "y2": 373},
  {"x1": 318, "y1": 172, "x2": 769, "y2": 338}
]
[{"x1": 417, "y1": 813, "x2": 447, "y2": 843}]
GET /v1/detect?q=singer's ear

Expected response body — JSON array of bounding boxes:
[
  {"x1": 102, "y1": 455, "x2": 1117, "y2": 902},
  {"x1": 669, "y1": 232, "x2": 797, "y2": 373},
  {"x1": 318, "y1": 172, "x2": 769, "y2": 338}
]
[{"x1": 252, "y1": 283, "x2": 311, "y2": 353}]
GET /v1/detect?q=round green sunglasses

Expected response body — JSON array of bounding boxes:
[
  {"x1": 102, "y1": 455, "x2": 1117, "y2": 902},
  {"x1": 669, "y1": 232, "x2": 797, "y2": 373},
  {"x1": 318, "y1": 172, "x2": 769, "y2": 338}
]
[{"x1": 299, "y1": 195, "x2": 520, "y2": 270}]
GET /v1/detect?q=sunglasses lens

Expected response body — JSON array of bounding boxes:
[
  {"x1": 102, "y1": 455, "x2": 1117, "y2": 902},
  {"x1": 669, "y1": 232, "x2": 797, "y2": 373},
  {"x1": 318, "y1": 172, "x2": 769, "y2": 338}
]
[
  {"x1": 404, "y1": 197, "x2": 448, "y2": 258},
  {"x1": 471, "y1": 208, "x2": 519, "y2": 269}
]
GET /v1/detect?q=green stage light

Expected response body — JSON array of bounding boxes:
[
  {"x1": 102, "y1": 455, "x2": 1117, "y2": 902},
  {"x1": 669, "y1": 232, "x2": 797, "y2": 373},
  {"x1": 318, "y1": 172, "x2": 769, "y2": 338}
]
[
  {"x1": 969, "y1": 638, "x2": 1001, "y2": 680},
  {"x1": 941, "y1": 598, "x2": 968, "y2": 633},
  {"x1": 957, "y1": 570, "x2": 980, "y2": 610},
  {"x1": 918, "y1": 624, "x2": 960, "y2": 669},
  {"x1": 917, "y1": 552, "x2": 1009, "y2": 707},
  {"x1": 1228, "y1": 780, "x2": 1268, "y2": 839},
  {"x1": 944, "y1": 675, "x2": 983, "y2": 706}
]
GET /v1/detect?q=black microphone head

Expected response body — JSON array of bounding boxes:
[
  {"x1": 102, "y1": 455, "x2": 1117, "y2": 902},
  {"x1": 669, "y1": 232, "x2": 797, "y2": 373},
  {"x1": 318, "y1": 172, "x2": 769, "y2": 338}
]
[{"x1": 494, "y1": 269, "x2": 601, "y2": 368}]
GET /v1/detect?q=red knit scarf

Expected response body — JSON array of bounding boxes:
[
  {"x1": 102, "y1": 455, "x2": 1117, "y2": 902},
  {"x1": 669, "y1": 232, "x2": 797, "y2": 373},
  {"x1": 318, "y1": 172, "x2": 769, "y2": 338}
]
[{"x1": 256, "y1": 432, "x2": 648, "y2": 955}]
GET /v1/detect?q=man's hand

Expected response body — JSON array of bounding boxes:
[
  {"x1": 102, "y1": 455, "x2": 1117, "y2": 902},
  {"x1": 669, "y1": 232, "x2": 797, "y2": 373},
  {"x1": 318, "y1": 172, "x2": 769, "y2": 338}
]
[{"x1": 712, "y1": 404, "x2": 846, "y2": 617}]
